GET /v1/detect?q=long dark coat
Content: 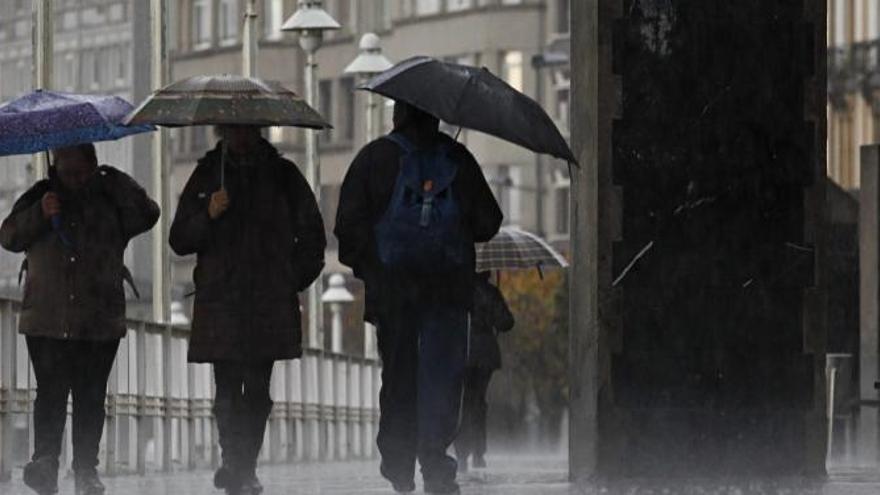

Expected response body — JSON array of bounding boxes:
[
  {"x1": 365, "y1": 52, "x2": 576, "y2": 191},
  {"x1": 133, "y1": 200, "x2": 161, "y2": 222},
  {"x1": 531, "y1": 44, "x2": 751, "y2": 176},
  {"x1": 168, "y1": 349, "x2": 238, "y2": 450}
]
[
  {"x1": 334, "y1": 132, "x2": 502, "y2": 322},
  {"x1": 468, "y1": 274, "x2": 515, "y2": 370},
  {"x1": 0, "y1": 165, "x2": 159, "y2": 341},
  {"x1": 169, "y1": 139, "x2": 325, "y2": 363}
]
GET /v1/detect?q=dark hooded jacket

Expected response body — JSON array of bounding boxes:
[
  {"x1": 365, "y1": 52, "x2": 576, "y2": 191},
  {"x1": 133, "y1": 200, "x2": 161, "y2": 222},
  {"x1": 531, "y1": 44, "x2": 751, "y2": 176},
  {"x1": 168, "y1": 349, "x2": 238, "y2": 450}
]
[
  {"x1": 334, "y1": 132, "x2": 502, "y2": 323},
  {"x1": 0, "y1": 165, "x2": 159, "y2": 341},
  {"x1": 468, "y1": 273, "x2": 515, "y2": 370},
  {"x1": 169, "y1": 139, "x2": 325, "y2": 363}
]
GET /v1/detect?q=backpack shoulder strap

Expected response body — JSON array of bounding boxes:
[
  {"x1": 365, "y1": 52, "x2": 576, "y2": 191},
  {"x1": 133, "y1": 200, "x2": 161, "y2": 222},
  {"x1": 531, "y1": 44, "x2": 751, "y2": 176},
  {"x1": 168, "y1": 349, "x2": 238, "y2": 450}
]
[{"x1": 382, "y1": 132, "x2": 415, "y2": 154}]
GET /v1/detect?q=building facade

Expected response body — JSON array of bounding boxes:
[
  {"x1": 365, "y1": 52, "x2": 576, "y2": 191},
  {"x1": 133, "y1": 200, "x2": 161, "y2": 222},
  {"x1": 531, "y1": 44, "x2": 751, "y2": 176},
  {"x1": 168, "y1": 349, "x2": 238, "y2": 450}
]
[{"x1": 828, "y1": 0, "x2": 880, "y2": 190}]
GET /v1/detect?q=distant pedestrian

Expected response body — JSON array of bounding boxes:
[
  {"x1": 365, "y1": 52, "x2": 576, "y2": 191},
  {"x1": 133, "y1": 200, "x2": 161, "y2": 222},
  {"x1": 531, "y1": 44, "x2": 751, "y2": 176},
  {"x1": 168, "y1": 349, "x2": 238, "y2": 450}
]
[
  {"x1": 455, "y1": 271, "x2": 514, "y2": 472},
  {"x1": 335, "y1": 101, "x2": 502, "y2": 494},
  {"x1": 0, "y1": 143, "x2": 159, "y2": 495},
  {"x1": 169, "y1": 125, "x2": 325, "y2": 495}
]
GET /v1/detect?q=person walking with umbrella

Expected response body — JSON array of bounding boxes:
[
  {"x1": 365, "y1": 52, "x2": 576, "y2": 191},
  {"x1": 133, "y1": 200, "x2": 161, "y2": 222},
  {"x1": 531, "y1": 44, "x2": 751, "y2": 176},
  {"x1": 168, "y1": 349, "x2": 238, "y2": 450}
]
[
  {"x1": 168, "y1": 125, "x2": 325, "y2": 495},
  {"x1": 335, "y1": 101, "x2": 502, "y2": 494},
  {"x1": 0, "y1": 91, "x2": 158, "y2": 495},
  {"x1": 456, "y1": 227, "x2": 567, "y2": 471},
  {"x1": 338, "y1": 56, "x2": 573, "y2": 493},
  {"x1": 455, "y1": 271, "x2": 514, "y2": 472},
  {"x1": 130, "y1": 74, "x2": 330, "y2": 495}
]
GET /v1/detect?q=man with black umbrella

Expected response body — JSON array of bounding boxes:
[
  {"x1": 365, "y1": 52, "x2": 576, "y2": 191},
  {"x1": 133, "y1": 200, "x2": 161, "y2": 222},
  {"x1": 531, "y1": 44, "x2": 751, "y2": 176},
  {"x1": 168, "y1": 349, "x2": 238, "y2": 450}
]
[
  {"x1": 335, "y1": 101, "x2": 502, "y2": 494},
  {"x1": 0, "y1": 143, "x2": 159, "y2": 495},
  {"x1": 169, "y1": 125, "x2": 325, "y2": 495}
]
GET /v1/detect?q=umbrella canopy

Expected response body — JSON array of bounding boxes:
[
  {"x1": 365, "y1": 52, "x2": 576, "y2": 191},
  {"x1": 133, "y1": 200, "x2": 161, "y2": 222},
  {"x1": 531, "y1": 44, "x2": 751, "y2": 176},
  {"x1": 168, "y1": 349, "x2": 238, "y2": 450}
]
[
  {"x1": 125, "y1": 74, "x2": 331, "y2": 129},
  {"x1": 360, "y1": 56, "x2": 577, "y2": 164},
  {"x1": 475, "y1": 226, "x2": 569, "y2": 272},
  {"x1": 0, "y1": 90, "x2": 154, "y2": 156}
]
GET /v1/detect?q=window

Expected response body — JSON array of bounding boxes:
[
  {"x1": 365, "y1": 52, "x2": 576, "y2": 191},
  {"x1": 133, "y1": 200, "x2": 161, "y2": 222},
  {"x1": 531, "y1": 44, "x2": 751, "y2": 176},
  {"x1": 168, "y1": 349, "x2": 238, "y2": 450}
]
[
  {"x1": 556, "y1": 0, "x2": 570, "y2": 34},
  {"x1": 447, "y1": 0, "x2": 473, "y2": 12},
  {"x1": 109, "y1": 4, "x2": 126, "y2": 23},
  {"x1": 553, "y1": 169, "x2": 570, "y2": 236},
  {"x1": 62, "y1": 12, "x2": 78, "y2": 31},
  {"x1": 336, "y1": 0, "x2": 351, "y2": 31},
  {"x1": 340, "y1": 77, "x2": 356, "y2": 142},
  {"x1": 375, "y1": 0, "x2": 392, "y2": 30},
  {"x1": 416, "y1": 0, "x2": 441, "y2": 16},
  {"x1": 319, "y1": 80, "x2": 334, "y2": 142},
  {"x1": 493, "y1": 165, "x2": 522, "y2": 225},
  {"x1": 501, "y1": 51, "x2": 524, "y2": 92},
  {"x1": 263, "y1": 0, "x2": 284, "y2": 40},
  {"x1": 219, "y1": 0, "x2": 239, "y2": 45},
  {"x1": 192, "y1": 0, "x2": 213, "y2": 50},
  {"x1": 116, "y1": 46, "x2": 129, "y2": 84},
  {"x1": 501, "y1": 0, "x2": 522, "y2": 4},
  {"x1": 80, "y1": 50, "x2": 96, "y2": 89}
]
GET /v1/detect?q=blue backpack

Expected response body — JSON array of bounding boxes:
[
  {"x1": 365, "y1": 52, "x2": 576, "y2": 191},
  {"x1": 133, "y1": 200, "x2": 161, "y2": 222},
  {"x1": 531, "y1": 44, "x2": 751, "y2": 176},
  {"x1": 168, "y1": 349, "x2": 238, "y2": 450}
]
[{"x1": 375, "y1": 132, "x2": 472, "y2": 274}]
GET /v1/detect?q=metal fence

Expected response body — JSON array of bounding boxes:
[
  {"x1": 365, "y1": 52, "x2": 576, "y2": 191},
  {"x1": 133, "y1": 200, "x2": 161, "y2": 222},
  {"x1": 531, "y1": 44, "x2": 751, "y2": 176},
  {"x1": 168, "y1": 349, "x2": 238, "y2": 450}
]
[{"x1": 0, "y1": 299, "x2": 381, "y2": 480}]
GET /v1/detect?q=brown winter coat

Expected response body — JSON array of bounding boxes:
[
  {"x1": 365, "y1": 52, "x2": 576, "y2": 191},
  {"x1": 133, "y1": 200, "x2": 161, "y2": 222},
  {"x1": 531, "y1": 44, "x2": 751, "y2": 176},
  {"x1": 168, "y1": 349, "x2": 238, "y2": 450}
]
[
  {"x1": 0, "y1": 166, "x2": 160, "y2": 341},
  {"x1": 169, "y1": 139, "x2": 325, "y2": 363}
]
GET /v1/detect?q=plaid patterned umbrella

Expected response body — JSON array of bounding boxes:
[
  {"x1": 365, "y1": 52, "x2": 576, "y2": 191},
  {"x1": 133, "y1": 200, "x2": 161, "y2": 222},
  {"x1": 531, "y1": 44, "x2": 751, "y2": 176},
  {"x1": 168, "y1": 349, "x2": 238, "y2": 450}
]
[{"x1": 475, "y1": 226, "x2": 569, "y2": 272}]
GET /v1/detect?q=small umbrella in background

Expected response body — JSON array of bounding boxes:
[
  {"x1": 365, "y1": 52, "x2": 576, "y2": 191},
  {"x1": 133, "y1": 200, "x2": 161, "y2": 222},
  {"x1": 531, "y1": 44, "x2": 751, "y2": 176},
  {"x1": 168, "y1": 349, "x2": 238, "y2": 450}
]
[
  {"x1": 475, "y1": 226, "x2": 569, "y2": 276},
  {"x1": 359, "y1": 56, "x2": 577, "y2": 164},
  {"x1": 0, "y1": 90, "x2": 155, "y2": 248},
  {"x1": 125, "y1": 74, "x2": 331, "y2": 187}
]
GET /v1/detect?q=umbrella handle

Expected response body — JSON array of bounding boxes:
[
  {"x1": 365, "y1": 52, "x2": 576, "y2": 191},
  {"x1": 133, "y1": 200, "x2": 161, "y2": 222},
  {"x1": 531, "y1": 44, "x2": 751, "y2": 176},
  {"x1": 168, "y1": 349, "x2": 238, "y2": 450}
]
[{"x1": 220, "y1": 138, "x2": 227, "y2": 190}]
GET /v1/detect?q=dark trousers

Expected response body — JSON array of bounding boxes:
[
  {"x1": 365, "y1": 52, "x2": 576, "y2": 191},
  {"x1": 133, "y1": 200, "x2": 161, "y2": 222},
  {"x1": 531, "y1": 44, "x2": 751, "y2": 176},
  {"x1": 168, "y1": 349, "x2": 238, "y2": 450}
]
[
  {"x1": 212, "y1": 361, "x2": 274, "y2": 474},
  {"x1": 26, "y1": 336, "x2": 120, "y2": 473},
  {"x1": 376, "y1": 304, "x2": 468, "y2": 485},
  {"x1": 454, "y1": 367, "x2": 493, "y2": 460}
]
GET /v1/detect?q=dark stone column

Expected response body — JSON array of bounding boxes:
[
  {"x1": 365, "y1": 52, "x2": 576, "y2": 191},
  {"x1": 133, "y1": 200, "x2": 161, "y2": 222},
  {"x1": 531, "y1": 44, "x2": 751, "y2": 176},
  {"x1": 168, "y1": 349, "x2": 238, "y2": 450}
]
[{"x1": 570, "y1": 0, "x2": 827, "y2": 478}]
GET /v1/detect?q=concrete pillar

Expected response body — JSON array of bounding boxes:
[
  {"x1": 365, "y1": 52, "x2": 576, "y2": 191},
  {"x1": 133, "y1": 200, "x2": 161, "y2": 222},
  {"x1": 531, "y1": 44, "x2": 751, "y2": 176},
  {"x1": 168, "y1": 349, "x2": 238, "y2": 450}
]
[
  {"x1": 570, "y1": 0, "x2": 828, "y2": 479},
  {"x1": 859, "y1": 144, "x2": 880, "y2": 466}
]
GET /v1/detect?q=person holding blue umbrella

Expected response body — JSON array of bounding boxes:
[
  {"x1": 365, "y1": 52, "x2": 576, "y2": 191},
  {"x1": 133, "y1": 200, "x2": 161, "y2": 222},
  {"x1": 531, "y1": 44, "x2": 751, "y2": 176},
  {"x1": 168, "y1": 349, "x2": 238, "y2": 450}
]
[{"x1": 0, "y1": 90, "x2": 158, "y2": 495}]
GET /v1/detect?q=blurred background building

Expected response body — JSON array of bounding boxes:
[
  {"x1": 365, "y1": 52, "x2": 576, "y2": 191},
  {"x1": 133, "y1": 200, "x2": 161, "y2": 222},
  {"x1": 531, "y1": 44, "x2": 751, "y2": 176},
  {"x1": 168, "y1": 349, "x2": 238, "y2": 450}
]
[{"x1": 0, "y1": 0, "x2": 572, "y2": 347}]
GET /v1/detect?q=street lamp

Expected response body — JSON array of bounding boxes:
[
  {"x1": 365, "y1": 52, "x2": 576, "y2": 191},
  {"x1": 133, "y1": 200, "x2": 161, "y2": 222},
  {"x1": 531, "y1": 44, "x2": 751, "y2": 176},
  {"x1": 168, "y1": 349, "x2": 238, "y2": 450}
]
[
  {"x1": 321, "y1": 273, "x2": 354, "y2": 354},
  {"x1": 281, "y1": 0, "x2": 340, "y2": 351},
  {"x1": 344, "y1": 33, "x2": 394, "y2": 144}
]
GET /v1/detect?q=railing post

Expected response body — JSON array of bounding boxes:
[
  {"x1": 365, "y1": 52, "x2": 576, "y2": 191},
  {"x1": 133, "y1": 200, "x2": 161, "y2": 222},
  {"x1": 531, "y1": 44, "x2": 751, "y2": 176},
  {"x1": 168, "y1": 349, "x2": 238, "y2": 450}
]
[
  {"x1": 0, "y1": 300, "x2": 17, "y2": 481},
  {"x1": 186, "y1": 356, "x2": 196, "y2": 470},
  {"x1": 361, "y1": 356, "x2": 370, "y2": 459},
  {"x1": 162, "y1": 324, "x2": 173, "y2": 472},
  {"x1": 105, "y1": 354, "x2": 120, "y2": 476},
  {"x1": 136, "y1": 321, "x2": 147, "y2": 475}
]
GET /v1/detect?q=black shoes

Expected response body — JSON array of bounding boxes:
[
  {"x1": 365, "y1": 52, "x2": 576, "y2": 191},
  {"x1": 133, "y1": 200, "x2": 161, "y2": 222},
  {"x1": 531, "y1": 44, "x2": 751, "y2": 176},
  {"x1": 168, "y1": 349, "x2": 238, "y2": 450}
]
[
  {"x1": 23, "y1": 458, "x2": 58, "y2": 495},
  {"x1": 380, "y1": 462, "x2": 416, "y2": 493},
  {"x1": 215, "y1": 465, "x2": 265, "y2": 495},
  {"x1": 240, "y1": 471, "x2": 264, "y2": 495},
  {"x1": 73, "y1": 470, "x2": 105, "y2": 495},
  {"x1": 424, "y1": 479, "x2": 461, "y2": 495}
]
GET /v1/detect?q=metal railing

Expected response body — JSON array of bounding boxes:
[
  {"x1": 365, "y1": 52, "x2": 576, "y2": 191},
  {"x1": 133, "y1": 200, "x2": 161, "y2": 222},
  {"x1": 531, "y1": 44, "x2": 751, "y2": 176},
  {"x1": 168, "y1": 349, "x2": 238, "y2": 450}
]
[{"x1": 0, "y1": 299, "x2": 381, "y2": 480}]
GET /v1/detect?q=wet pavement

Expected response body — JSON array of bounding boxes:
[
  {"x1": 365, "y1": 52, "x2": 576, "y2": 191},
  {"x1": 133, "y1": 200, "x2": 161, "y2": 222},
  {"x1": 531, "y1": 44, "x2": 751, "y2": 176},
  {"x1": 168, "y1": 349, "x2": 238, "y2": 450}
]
[{"x1": 5, "y1": 457, "x2": 880, "y2": 494}]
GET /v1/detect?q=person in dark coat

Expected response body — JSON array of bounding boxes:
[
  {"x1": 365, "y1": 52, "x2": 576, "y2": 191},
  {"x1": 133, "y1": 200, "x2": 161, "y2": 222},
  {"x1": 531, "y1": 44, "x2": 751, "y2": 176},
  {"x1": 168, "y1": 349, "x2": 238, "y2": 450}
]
[
  {"x1": 0, "y1": 143, "x2": 160, "y2": 495},
  {"x1": 169, "y1": 125, "x2": 325, "y2": 495},
  {"x1": 335, "y1": 102, "x2": 502, "y2": 494},
  {"x1": 455, "y1": 271, "x2": 514, "y2": 472}
]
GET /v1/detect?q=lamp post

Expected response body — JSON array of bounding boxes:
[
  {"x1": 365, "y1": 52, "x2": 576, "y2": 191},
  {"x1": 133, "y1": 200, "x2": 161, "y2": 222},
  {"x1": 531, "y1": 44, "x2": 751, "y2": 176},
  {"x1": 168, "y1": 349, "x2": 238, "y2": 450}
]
[
  {"x1": 282, "y1": 0, "x2": 339, "y2": 462},
  {"x1": 344, "y1": 33, "x2": 392, "y2": 362},
  {"x1": 242, "y1": 0, "x2": 259, "y2": 77},
  {"x1": 282, "y1": 0, "x2": 340, "y2": 352},
  {"x1": 32, "y1": 0, "x2": 54, "y2": 181},
  {"x1": 344, "y1": 33, "x2": 393, "y2": 144}
]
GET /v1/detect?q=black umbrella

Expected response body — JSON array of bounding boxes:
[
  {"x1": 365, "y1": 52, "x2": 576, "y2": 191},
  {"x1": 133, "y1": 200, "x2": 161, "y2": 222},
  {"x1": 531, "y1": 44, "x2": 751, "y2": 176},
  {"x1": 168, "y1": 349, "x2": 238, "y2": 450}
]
[{"x1": 359, "y1": 56, "x2": 577, "y2": 164}]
